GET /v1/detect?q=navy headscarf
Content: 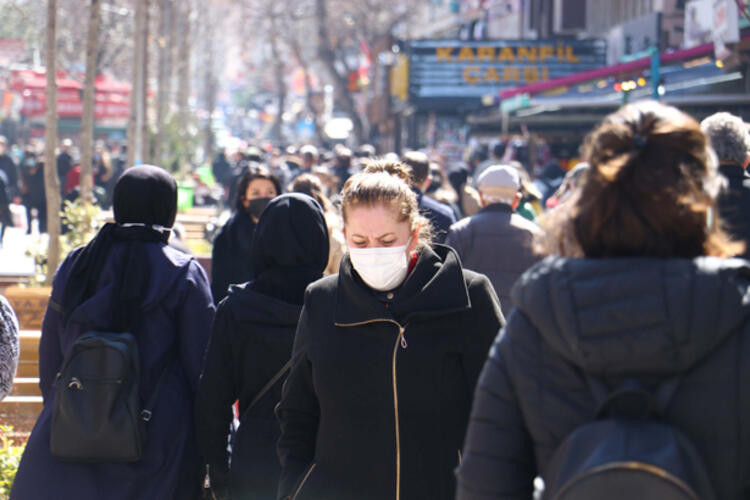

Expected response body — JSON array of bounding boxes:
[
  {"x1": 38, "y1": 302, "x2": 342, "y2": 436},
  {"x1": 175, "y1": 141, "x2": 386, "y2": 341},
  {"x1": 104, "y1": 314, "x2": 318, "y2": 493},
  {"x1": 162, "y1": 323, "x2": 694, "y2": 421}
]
[
  {"x1": 61, "y1": 165, "x2": 178, "y2": 329},
  {"x1": 250, "y1": 193, "x2": 329, "y2": 305}
]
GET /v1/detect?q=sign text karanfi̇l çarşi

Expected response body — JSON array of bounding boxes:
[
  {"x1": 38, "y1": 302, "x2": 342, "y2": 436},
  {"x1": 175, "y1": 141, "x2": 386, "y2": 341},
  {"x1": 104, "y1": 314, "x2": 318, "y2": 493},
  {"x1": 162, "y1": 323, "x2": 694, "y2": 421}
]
[{"x1": 434, "y1": 44, "x2": 582, "y2": 85}]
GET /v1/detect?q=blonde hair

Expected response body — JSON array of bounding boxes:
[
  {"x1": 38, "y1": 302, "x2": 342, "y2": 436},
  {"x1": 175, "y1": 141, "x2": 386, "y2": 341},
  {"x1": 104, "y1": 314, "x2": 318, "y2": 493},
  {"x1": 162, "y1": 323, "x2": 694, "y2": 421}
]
[{"x1": 342, "y1": 159, "x2": 433, "y2": 245}]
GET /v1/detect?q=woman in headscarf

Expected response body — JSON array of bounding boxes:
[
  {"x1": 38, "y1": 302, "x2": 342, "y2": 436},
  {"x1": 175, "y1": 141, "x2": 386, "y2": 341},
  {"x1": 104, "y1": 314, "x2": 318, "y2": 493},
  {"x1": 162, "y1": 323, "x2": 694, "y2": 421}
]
[
  {"x1": 210, "y1": 165, "x2": 282, "y2": 304},
  {"x1": 196, "y1": 194, "x2": 329, "y2": 500},
  {"x1": 11, "y1": 165, "x2": 216, "y2": 500}
]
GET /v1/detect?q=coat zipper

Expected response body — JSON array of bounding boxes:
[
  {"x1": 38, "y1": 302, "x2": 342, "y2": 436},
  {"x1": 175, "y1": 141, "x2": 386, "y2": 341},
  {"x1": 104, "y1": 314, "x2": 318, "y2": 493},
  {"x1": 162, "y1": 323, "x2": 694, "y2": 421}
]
[
  {"x1": 292, "y1": 462, "x2": 317, "y2": 500},
  {"x1": 335, "y1": 318, "x2": 407, "y2": 500}
]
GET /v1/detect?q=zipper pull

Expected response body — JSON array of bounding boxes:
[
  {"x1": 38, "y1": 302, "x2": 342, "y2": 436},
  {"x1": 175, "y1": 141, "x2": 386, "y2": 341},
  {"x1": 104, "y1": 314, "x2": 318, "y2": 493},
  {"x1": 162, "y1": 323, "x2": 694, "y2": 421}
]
[
  {"x1": 399, "y1": 327, "x2": 408, "y2": 349},
  {"x1": 203, "y1": 464, "x2": 211, "y2": 489}
]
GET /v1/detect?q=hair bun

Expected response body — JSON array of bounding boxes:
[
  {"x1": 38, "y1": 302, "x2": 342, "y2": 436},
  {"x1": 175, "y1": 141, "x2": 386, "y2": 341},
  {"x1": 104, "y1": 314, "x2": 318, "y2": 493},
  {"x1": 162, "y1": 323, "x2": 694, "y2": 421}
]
[{"x1": 363, "y1": 159, "x2": 413, "y2": 184}]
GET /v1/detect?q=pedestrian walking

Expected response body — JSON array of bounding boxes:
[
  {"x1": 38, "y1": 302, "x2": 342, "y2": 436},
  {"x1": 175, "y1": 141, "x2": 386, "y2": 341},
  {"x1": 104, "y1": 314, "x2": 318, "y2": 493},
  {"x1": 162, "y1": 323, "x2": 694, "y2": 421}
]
[
  {"x1": 0, "y1": 136, "x2": 19, "y2": 200},
  {"x1": 399, "y1": 151, "x2": 456, "y2": 243},
  {"x1": 456, "y1": 101, "x2": 747, "y2": 500},
  {"x1": 446, "y1": 165, "x2": 540, "y2": 317},
  {"x1": 276, "y1": 162, "x2": 504, "y2": 500},
  {"x1": 11, "y1": 165, "x2": 215, "y2": 500},
  {"x1": 197, "y1": 194, "x2": 329, "y2": 500},
  {"x1": 210, "y1": 165, "x2": 282, "y2": 304},
  {"x1": 701, "y1": 111, "x2": 750, "y2": 259},
  {"x1": 0, "y1": 295, "x2": 19, "y2": 401},
  {"x1": 20, "y1": 150, "x2": 46, "y2": 233}
]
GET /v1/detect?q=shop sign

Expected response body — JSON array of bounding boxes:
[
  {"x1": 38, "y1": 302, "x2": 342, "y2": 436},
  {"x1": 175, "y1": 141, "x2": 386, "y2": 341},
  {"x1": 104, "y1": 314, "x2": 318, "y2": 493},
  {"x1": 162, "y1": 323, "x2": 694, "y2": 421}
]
[{"x1": 408, "y1": 39, "x2": 606, "y2": 111}]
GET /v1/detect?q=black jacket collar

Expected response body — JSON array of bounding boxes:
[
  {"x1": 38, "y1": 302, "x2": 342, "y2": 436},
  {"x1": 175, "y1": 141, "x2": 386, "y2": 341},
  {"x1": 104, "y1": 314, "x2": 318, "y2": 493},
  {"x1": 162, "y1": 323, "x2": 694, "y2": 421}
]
[
  {"x1": 479, "y1": 202, "x2": 513, "y2": 214},
  {"x1": 334, "y1": 244, "x2": 471, "y2": 326}
]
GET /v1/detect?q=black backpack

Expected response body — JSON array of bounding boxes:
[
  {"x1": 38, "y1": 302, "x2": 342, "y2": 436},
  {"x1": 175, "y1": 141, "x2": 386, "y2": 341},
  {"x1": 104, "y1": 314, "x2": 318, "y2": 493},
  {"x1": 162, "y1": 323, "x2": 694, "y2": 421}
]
[
  {"x1": 50, "y1": 330, "x2": 171, "y2": 462},
  {"x1": 542, "y1": 376, "x2": 716, "y2": 500}
]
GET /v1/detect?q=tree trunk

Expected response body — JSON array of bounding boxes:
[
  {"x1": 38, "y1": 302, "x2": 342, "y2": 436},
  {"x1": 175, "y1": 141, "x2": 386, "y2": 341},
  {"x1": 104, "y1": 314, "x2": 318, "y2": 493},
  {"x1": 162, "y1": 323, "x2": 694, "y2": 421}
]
[
  {"x1": 140, "y1": 0, "x2": 150, "y2": 163},
  {"x1": 176, "y1": 0, "x2": 191, "y2": 172},
  {"x1": 128, "y1": 0, "x2": 145, "y2": 167},
  {"x1": 80, "y1": 0, "x2": 100, "y2": 204},
  {"x1": 155, "y1": 0, "x2": 170, "y2": 167},
  {"x1": 44, "y1": 0, "x2": 62, "y2": 285},
  {"x1": 314, "y1": 0, "x2": 365, "y2": 145},
  {"x1": 269, "y1": 25, "x2": 285, "y2": 145}
]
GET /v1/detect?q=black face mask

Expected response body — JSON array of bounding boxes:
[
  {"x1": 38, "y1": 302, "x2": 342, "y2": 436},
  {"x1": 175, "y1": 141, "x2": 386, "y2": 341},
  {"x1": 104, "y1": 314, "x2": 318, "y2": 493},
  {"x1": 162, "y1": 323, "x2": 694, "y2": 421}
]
[{"x1": 247, "y1": 197, "x2": 273, "y2": 220}]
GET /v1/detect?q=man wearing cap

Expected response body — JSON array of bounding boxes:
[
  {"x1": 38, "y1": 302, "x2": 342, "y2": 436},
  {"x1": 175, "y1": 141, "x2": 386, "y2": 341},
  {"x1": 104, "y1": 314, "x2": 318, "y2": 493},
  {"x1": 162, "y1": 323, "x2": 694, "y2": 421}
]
[{"x1": 446, "y1": 164, "x2": 540, "y2": 316}]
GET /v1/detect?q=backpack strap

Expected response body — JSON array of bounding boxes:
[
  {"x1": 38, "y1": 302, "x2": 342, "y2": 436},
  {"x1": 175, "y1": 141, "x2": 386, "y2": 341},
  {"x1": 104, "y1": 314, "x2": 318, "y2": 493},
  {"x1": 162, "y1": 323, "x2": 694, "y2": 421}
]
[
  {"x1": 586, "y1": 374, "x2": 683, "y2": 420},
  {"x1": 238, "y1": 359, "x2": 292, "y2": 423},
  {"x1": 140, "y1": 353, "x2": 177, "y2": 422}
]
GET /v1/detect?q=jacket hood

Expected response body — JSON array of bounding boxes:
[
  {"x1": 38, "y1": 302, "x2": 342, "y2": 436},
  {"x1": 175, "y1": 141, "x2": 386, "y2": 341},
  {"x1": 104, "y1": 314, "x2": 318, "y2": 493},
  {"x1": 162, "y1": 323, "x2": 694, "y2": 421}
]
[
  {"x1": 511, "y1": 256, "x2": 750, "y2": 376},
  {"x1": 334, "y1": 244, "x2": 470, "y2": 325},
  {"x1": 224, "y1": 282, "x2": 302, "y2": 327}
]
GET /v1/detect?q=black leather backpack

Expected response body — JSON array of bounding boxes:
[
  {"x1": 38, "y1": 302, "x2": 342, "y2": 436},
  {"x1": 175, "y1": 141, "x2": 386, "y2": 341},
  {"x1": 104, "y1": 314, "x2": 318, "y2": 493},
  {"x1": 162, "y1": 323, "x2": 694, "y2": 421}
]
[{"x1": 50, "y1": 330, "x2": 170, "y2": 462}]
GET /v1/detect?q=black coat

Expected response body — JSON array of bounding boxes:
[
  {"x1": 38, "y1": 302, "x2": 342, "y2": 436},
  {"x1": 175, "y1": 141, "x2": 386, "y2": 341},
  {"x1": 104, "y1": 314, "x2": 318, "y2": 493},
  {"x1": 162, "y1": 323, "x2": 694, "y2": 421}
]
[
  {"x1": 717, "y1": 163, "x2": 750, "y2": 259},
  {"x1": 276, "y1": 245, "x2": 504, "y2": 500},
  {"x1": 196, "y1": 284, "x2": 302, "y2": 499},
  {"x1": 0, "y1": 154, "x2": 18, "y2": 199},
  {"x1": 457, "y1": 256, "x2": 750, "y2": 500},
  {"x1": 211, "y1": 211, "x2": 256, "y2": 304},
  {"x1": 416, "y1": 190, "x2": 456, "y2": 244}
]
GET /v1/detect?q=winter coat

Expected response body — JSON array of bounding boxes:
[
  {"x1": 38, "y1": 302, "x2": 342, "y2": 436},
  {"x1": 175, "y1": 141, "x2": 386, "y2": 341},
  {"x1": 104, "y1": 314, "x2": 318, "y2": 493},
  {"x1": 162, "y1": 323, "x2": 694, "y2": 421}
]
[
  {"x1": 196, "y1": 284, "x2": 302, "y2": 499},
  {"x1": 211, "y1": 211, "x2": 257, "y2": 304},
  {"x1": 717, "y1": 163, "x2": 750, "y2": 259},
  {"x1": 11, "y1": 242, "x2": 215, "y2": 500},
  {"x1": 276, "y1": 245, "x2": 504, "y2": 500},
  {"x1": 416, "y1": 190, "x2": 456, "y2": 244},
  {"x1": 445, "y1": 203, "x2": 540, "y2": 317},
  {"x1": 0, "y1": 154, "x2": 19, "y2": 199},
  {"x1": 457, "y1": 256, "x2": 750, "y2": 500},
  {"x1": 0, "y1": 294, "x2": 19, "y2": 400}
]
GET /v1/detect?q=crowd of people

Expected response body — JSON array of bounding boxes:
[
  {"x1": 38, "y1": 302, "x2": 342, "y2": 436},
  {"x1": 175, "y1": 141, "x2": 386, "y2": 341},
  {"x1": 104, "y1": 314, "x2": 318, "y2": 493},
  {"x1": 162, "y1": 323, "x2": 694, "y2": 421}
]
[{"x1": 1, "y1": 100, "x2": 750, "y2": 499}]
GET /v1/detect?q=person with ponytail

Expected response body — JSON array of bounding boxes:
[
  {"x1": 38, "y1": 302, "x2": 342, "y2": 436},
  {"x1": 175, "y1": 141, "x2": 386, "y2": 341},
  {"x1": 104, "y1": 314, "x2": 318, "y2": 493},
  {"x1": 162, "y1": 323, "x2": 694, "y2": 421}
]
[
  {"x1": 276, "y1": 160, "x2": 504, "y2": 500},
  {"x1": 12, "y1": 165, "x2": 215, "y2": 500},
  {"x1": 457, "y1": 101, "x2": 750, "y2": 499}
]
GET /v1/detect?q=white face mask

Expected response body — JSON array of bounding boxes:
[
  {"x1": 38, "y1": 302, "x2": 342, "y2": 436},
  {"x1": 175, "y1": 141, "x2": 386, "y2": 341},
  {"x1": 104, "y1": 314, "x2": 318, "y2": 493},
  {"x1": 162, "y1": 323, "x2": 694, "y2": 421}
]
[{"x1": 349, "y1": 237, "x2": 412, "y2": 292}]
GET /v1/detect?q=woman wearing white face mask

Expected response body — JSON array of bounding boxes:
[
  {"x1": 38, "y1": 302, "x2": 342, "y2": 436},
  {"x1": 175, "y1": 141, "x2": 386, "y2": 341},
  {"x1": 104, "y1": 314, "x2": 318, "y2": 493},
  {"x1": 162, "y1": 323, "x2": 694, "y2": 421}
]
[{"x1": 276, "y1": 161, "x2": 505, "y2": 500}]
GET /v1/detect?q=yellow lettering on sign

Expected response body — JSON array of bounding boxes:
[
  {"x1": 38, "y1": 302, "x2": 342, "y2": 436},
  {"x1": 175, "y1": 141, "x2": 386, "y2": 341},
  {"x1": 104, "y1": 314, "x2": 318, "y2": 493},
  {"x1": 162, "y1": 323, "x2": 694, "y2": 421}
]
[
  {"x1": 436, "y1": 47, "x2": 454, "y2": 62},
  {"x1": 517, "y1": 46, "x2": 538, "y2": 62},
  {"x1": 485, "y1": 66, "x2": 501, "y2": 82},
  {"x1": 457, "y1": 46, "x2": 476, "y2": 62},
  {"x1": 542, "y1": 66, "x2": 550, "y2": 80},
  {"x1": 497, "y1": 46, "x2": 515, "y2": 62},
  {"x1": 503, "y1": 66, "x2": 520, "y2": 82},
  {"x1": 477, "y1": 46, "x2": 496, "y2": 61},
  {"x1": 463, "y1": 66, "x2": 481, "y2": 84},
  {"x1": 566, "y1": 46, "x2": 580, "y2": 63},
  {"x1": 539, "y1": 45, "x2": 555, "y2": 62},
  {"x1": 523, "y1": 66, "x2": 540, "y2": 83}
]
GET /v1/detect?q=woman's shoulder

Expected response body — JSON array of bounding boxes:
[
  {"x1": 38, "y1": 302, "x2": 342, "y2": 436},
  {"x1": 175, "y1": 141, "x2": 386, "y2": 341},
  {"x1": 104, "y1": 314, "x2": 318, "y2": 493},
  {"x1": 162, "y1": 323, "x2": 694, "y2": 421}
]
[{"x1": 305, "y1": 273, "x2": 339, "y2": 299}]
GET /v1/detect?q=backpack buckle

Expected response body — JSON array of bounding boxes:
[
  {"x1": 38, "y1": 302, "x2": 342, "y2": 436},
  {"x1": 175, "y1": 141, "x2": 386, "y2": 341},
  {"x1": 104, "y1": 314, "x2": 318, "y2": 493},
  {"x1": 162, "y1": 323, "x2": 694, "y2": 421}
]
[
  {"x1": 68, "y1": 377, "x2": 83, "y2": 390},
  {"x1": 140, "y1": 410, "x2": 152, "y2": 422}
]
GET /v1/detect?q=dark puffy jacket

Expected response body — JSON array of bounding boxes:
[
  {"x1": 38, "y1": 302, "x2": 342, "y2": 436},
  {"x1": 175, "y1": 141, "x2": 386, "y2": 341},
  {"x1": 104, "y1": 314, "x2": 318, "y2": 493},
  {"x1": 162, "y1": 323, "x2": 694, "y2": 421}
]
[
  {"x1": 445, "y1": 203, "x2": 540, "y2": 316},
  {"x1": 457, "y1": 256, "x2": 750, "y2": 500},
  {"x1": 196, "y1": 284, "x2": 301, "y2": 499},
  {"x1": 210, "y1": 211, "x2": 256, "y2": 304},
  {"x1": 717, "y1": 163, "x2": 750, "y2": 259},
  {"x1": 276, "y1": 245, "x2": 504, "y2": 500}
]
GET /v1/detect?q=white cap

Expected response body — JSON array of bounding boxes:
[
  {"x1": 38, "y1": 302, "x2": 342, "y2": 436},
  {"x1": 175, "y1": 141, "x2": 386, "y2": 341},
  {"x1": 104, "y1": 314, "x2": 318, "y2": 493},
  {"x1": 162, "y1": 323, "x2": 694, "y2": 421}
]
[{"x1": 477, "y1": 165, "x2": 520, "y2": 204}]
